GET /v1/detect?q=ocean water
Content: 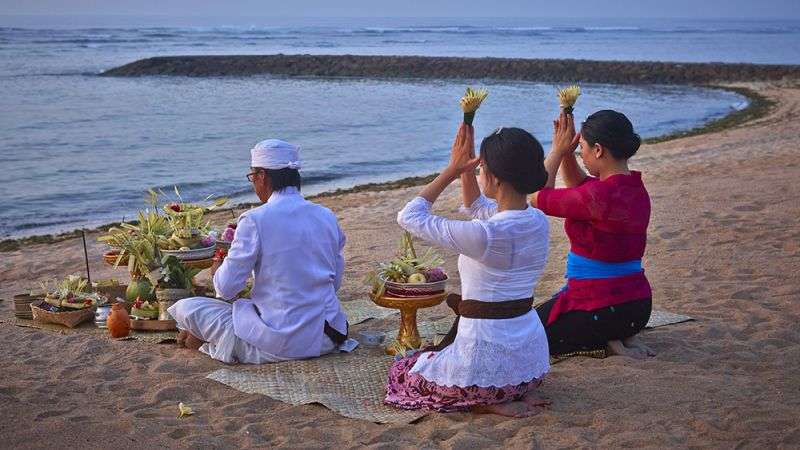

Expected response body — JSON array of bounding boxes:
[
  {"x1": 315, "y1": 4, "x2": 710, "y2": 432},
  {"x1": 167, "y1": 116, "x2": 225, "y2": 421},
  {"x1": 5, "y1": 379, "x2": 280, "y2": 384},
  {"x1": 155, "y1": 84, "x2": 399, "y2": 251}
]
[{"x1": 2, "y1": 17, "x2": 795, "y2": 238}]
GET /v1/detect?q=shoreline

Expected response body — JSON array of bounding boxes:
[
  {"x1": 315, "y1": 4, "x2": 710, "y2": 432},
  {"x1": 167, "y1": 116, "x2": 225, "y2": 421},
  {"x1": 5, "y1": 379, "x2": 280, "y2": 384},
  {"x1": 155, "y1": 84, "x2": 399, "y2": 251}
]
[{"x1": 0, "y1": 83, "x2": 773, "y2": 252}]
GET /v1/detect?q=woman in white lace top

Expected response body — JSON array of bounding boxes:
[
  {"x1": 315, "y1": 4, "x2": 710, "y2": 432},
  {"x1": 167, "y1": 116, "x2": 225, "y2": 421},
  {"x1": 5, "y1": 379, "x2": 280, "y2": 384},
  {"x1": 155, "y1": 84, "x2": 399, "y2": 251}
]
[{"x1": 384, "y1": 124, "x2": 551, "y2": 417}]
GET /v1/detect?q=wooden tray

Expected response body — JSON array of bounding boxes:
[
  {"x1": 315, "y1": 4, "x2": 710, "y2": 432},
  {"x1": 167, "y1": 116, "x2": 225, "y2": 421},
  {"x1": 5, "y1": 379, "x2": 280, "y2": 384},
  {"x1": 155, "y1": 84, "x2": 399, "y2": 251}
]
[
  {"x1": 182, "y1": 257, "x2": 214, "y2": 270},
  {"x1": 130, "y1": 318, "x2": 177, "y2": 331}
]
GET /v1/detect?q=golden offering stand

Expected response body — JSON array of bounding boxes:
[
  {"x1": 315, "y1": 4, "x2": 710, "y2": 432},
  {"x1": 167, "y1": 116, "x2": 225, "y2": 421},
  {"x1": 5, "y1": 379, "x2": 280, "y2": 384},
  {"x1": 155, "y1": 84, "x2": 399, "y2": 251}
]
[{"x1": 370, "y1": 291, "x2": 448, "y2": 355}]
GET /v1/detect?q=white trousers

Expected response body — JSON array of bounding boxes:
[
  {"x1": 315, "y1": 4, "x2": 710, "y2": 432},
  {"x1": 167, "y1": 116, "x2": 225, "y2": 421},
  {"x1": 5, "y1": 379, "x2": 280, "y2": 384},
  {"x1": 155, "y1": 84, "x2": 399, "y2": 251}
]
[{"x1": 168, "y1": 297, "x2": 336, "y2": 364}]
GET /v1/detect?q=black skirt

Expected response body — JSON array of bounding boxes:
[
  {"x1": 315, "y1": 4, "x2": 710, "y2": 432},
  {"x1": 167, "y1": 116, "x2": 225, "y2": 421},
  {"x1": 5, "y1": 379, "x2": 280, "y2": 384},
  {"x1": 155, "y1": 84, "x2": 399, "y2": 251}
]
[{"x1": 535, "y1": 294, "x2": 652, "y2": 355}]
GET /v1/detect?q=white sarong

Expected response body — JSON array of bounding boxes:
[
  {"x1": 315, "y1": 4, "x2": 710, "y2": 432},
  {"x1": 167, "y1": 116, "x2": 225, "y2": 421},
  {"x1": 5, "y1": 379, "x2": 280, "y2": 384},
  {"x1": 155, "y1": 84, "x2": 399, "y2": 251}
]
[{"x1": 169, "y1": 297, "x2": 336, "y2": 364}]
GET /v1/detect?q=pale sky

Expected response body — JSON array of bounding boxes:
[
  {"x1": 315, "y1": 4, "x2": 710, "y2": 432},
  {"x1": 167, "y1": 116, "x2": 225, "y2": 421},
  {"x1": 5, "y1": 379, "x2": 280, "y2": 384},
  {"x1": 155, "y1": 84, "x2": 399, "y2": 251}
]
[{"x1": 0, "y1": 0, "x2": 798, "y2": 19}]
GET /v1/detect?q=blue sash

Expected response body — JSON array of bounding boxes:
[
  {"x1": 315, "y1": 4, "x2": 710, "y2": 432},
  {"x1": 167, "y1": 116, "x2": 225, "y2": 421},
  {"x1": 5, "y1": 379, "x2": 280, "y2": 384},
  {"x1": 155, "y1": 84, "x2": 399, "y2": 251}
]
[{"x1": 565, "y1": 251, "x2": 642, "y2": 280}]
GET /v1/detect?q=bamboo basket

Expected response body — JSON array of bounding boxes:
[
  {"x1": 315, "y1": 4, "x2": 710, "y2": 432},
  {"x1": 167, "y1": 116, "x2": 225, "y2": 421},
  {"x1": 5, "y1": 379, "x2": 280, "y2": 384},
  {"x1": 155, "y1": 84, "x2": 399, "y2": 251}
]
[
  {"x1": 30, "y1": 300, "x2": 94, "y2": 328},
  {"x1": 14, "y1": 294, "x2": 41, "y2": 319}
]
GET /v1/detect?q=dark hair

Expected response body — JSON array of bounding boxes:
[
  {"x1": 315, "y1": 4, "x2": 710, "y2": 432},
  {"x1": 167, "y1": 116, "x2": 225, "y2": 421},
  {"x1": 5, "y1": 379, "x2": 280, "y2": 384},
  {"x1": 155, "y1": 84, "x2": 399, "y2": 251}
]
[
  {"x1": 581, "y1": 110, "x2": 641, "y2": 160},
  {"x1": 266, "y1": 168, "x2": 301, "y2": 192},
  {"x1": 479, "y1": 127, "x2": 547, "y2": 194}
]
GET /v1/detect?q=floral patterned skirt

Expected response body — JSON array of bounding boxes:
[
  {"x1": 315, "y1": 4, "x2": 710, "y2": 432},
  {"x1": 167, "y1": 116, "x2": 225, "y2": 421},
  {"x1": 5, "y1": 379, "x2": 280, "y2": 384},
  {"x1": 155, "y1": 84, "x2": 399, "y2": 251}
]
[{"x1": 384, "y1": 352, "x2": 542, "y2": 412}]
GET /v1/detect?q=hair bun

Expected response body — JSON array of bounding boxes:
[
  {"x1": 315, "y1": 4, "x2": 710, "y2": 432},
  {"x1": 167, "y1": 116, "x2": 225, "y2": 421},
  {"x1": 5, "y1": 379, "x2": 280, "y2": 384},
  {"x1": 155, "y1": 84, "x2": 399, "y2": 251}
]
[
  {"x1": 479, "y1": 127, "x2": 547, "y2": 195},
  {"x1": 581, "y1": 110, "x2": 641, "y2": 160}
]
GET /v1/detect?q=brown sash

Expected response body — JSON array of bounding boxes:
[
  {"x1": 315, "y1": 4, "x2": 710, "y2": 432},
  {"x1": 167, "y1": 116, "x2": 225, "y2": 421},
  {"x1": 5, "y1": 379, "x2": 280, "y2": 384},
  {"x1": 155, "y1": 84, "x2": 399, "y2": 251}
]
[
  {"x1": 324, "y1": 320, "x2": 348, "y2": 346},
  {"x1": 430, "y1": 293, "x2": 533, "y2": 351}
]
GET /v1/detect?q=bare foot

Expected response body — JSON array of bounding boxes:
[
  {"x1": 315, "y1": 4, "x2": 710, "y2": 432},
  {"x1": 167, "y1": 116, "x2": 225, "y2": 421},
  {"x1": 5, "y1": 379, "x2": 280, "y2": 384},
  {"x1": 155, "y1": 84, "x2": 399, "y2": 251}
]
[
  {"x1": 184, "y1": 332, "x2": 205, "y2": 351},
  {"x1": 472, "y1": 401, "x2": 544, "y2": 418},
  {"x1": 607, "y1": 339, "x2": 647, "y2": 359},
  {"x1": 176, "y1": 330, "x2": 187, "y2": 348},
  {"x1": 623, "y1": 335, "x2": 657, "y2": 357}
]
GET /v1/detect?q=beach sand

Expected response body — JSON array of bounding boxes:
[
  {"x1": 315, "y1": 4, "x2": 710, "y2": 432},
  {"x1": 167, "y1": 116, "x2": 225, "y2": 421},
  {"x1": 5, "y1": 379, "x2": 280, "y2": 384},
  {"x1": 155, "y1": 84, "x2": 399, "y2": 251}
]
[{"x1": 1, "y1": 81, "x2": 799, "y2": 448}]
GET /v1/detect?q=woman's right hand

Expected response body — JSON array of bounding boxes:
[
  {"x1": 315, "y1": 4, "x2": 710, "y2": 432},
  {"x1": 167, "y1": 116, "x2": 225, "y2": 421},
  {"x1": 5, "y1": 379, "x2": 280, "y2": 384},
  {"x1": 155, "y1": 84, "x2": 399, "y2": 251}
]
[
  {"x1": 446, "y1": 123, "x2": 480, "y2": 176},
  {"x1": 552, "y1": 111, "x2": 580, "y2": 156}
]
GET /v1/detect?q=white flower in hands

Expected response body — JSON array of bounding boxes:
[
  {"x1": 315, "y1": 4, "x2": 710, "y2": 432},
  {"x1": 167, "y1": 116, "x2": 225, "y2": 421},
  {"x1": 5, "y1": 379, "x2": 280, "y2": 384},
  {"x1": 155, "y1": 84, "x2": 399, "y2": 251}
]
[
  {"x1": 447, "y1": 123, "x2": 480, "y2": 176},
  {"x1": 460, "y1": 87, "x2": 489, "y2": 126},
  {"x1": 557, "y1": 85, "x2": 581, "y2": 114}
]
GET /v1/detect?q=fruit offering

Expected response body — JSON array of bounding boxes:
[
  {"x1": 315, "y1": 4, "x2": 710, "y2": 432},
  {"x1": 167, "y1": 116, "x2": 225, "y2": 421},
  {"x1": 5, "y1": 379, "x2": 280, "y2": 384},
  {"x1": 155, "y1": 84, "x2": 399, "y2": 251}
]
[
  {"x1": 160, "y1": 187, "x2": 227, "y2": 243},
  {"x1": 43, "y1": 275, "x2": 105, "y2": 310},
  {"x1": 220, "y1": 223, "x2": 236, "y2": 243},
  {"x1": 367, "y1": 231, "x2": 447, "y2": 297},
  {"x1": 131, "y1": 297, "x2": 160, "y2": 319}
]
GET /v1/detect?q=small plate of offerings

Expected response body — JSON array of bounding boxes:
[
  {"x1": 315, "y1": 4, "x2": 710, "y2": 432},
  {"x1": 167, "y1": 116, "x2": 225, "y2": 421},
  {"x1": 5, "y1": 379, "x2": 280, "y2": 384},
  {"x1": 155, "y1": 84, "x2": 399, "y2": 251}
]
[
  {"x1": 32, "y1": 276, "x2": 107, "y2": 328},
  {"x1": 130, "y1": 297, "x2": 160, "y2": 319},
  {"x1": 129, "y1": 297, "x2": 177, "y2": 331},
  {"x1": 158, "y1": 188, "x2": 227, "y2": 260},
  {"x1": 43, "y1": 275, "x2": 106, "y2": 310},
  {"x1": 159, "y1": 234, "x2": 217, "y2": 261},
  {"x1": 368, "y1": 231, "x2": 448, "y2": 298}
]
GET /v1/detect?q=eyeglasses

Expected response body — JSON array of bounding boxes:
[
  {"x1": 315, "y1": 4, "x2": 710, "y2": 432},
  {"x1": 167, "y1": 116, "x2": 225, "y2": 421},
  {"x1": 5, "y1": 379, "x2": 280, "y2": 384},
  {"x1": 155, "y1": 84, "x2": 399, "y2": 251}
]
[{"x1": 246, "y1": 169, "x2": 265, "y2": 182}]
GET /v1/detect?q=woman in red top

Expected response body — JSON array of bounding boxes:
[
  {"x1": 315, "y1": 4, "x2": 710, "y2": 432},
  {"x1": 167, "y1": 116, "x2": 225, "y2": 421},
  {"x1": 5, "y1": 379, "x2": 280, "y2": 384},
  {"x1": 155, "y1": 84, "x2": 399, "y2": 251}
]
[{"x1": 531, "y1": 110, "x2": 655, "y2": 359}]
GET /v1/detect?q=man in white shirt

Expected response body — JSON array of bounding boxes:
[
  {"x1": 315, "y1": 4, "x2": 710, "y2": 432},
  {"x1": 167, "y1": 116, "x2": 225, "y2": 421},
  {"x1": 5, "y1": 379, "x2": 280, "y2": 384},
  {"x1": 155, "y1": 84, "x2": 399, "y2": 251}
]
[{"x1": 169, "y1": 139, "x2": 349, "y2": 364}]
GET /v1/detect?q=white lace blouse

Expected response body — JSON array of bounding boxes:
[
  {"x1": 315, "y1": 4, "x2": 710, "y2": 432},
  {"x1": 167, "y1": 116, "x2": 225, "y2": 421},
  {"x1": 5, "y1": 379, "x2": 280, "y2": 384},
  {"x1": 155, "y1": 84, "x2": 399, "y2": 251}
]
[{"x1": 396, "y1": 195, "x2": 551, "y2": 387}]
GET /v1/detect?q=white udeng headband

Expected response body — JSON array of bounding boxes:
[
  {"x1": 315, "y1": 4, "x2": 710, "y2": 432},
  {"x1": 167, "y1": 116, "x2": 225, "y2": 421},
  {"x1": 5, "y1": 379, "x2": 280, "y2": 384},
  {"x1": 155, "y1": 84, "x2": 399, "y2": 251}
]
[{"x1": 250, "y1": 139, "x2": 302, "y2": 170}]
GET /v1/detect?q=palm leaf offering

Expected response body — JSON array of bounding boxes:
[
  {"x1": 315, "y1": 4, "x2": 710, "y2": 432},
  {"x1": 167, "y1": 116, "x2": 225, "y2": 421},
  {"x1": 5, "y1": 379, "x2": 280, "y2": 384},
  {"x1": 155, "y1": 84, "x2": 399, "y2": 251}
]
[
  {"x1": 41, "y1": 275, "x2": 105, "y2": 309},
  {"x1": 98, "y1": 210, "x2": 169, "y2": 277},
  {"x1": 159, "y1": 187, "x2": 228, "y2": 242},
  {"x1": 366, "y1": 231, "x2": 447, "y2": 297},
  {"x1": 557, "y1": 85, "x2": 581, "y2": 114},
  {"x1": 99, "y1": 186, "x2": 228, "y2": 276},
  {"x1": 145, "y1": 254, "x2": 202, "y2": 292},
  {"x1": 459, "y1": 87, "x2": 489, "y2": 126}
]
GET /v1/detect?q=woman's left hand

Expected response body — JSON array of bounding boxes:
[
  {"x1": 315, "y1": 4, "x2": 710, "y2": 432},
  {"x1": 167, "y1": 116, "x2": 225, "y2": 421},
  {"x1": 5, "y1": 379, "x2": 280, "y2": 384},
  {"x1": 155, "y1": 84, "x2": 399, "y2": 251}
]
[
  {"x1": 552, "y1": 111, "x2": 580, "y2": 156},
  {"x1": 446, "y1": 123, "x2": 480, "y2": 176}
]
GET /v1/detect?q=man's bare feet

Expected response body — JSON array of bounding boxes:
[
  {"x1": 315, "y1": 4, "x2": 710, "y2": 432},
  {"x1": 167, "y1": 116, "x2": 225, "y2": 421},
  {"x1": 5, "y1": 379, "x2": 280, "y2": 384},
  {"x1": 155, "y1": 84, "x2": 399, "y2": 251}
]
[
  {"x1": 623, "y1": 335, "x2": 657, "y2": 356},
  {"x1": 176, "y1": 330, "x2": 187, "y2": 348},
  {"x1": 472, "y1": 400, "x2": 544, "y2": 418},
  {"x1": 184, "y1": 332, "x2": 205, "y2": 351},
  {"x1": 607, "y1": 339, "x2": 647, "y2": 359}
]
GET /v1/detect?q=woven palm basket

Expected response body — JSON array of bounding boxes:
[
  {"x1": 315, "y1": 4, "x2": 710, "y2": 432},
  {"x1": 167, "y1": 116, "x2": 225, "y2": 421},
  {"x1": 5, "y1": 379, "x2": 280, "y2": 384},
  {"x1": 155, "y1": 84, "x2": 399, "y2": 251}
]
[{"x1": 30, "y1": 300, "x2": 94, "y2": 328}]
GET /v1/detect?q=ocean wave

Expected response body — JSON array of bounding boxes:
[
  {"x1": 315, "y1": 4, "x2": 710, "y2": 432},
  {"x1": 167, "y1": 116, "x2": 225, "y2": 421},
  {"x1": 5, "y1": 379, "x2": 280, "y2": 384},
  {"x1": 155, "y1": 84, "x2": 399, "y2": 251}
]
[
  {"x1": 381, "y1": 39, "x2": 431, "y2": 44},
  {"x1": 31, "y1": 38, "x2": 152, "y2": 44},
  {"x1": 302, "y1": 172, "x2": 344, "y2": 185},
  {"x1": 12, "y1": 217, "x2": 87, "y2": 231},
  {"x1": 142, "y1": 32, "x2": 182, "y2": 38}
]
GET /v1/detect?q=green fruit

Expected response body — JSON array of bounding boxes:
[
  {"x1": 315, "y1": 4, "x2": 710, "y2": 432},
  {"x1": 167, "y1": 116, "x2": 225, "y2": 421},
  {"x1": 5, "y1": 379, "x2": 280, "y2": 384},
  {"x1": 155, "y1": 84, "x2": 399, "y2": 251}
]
[
  {"x1": 126, "y1": 278, "x2": 155, "y2": 302},
  {"x1": 408, "y1": 273, "x2": 426, "y2": 284},
  {"x1": 131, "y1": 306, "x2": 159, "y2": 319}
]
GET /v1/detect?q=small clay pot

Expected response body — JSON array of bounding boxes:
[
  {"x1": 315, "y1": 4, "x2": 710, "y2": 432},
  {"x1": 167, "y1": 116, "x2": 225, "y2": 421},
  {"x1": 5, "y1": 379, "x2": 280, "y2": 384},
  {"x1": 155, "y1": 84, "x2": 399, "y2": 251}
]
[{"x1": 107, "y1": 303, "x2": 131, "y2": 338}]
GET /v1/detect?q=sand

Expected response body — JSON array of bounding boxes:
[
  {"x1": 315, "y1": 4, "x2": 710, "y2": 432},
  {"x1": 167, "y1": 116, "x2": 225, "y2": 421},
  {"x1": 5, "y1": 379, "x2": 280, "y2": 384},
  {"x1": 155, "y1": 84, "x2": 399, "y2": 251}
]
[{"x1": 1, "y1": 80, "x2": 799, "y2": 449}]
